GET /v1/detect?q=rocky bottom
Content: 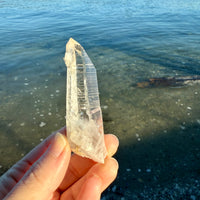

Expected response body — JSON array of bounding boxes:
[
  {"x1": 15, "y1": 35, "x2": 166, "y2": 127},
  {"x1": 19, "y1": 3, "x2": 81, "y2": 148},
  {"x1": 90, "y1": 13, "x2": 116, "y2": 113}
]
[{"x1": 102, "y1": 178, "x2": 200, "y2": 200}]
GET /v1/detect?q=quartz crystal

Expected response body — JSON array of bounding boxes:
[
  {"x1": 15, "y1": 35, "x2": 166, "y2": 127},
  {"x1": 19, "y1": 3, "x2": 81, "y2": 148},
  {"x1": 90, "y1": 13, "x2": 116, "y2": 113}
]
[{"x1": 64, "y1": 38, "x2": 107, "y2": 163}]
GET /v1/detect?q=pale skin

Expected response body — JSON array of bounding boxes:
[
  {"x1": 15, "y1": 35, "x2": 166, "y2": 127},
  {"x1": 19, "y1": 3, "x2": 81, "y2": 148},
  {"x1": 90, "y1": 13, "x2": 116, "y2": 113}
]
[{"x1": 0, "y1": 127, "x2": 119, "y2": 200}]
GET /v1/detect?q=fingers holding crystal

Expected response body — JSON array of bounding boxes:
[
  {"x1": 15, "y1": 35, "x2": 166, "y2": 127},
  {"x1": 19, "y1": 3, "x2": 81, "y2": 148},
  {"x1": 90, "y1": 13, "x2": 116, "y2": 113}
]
[
  {"x1": 58, "y1": 134, "x2": 119, "y2": 191},
  {"x1": 61, "y1": 157, "x2": 119, "y2": 199}
]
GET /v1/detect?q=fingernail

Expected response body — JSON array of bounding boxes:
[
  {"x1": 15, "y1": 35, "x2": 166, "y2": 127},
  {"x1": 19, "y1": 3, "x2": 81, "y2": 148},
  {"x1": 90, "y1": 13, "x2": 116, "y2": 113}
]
[
  {"x1": 106, "y1": 157, "x2": 119, "y2": 176},
  {"x1": 110, "y1": 157, "x2": 119, "y2": 170},
  {"x1": 107, "y1": 134, "x2": 119, "y2": 157},
  {"x1": 50, "y1": 132, "x2": 67, "y2": 158}
]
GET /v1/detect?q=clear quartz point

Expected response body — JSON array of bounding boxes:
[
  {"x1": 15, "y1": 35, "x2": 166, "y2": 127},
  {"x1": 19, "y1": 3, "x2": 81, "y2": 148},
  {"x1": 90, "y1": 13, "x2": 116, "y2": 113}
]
[{"x1": 64, "y1": 38, "x2": 106, "y2": 163}]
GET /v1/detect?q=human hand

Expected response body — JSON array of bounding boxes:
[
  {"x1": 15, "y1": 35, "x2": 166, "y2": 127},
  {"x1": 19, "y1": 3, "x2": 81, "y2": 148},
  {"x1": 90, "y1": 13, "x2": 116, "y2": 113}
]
[{"x1": 0, "y1": 127, "x2": 119, "y2": 200}]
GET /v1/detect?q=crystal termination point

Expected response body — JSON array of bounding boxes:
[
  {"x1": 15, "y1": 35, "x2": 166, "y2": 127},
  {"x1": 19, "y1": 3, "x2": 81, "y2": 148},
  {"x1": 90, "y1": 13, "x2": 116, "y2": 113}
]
[{"x1": 64, "y1": 38, "x2": 106, "y2": 163}]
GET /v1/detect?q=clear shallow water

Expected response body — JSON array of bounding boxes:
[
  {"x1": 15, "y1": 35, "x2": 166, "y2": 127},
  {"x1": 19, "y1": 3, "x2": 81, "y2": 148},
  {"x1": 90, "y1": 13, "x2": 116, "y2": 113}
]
[{"x1": 1, "y1": 0, "x2": 200, "y2": 198}]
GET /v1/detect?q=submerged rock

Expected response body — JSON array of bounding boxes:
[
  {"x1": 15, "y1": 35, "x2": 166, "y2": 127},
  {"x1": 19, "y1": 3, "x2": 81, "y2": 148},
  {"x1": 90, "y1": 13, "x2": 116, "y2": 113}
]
[{"x1": 137, "y1": 75, "x2": 200, "y2": 88}]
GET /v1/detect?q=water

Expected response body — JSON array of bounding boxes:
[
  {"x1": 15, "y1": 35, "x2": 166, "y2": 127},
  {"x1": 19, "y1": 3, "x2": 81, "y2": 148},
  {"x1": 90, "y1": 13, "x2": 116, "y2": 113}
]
[{"x1": 1, "y1": 0, "x2": 200, "y2": 198}]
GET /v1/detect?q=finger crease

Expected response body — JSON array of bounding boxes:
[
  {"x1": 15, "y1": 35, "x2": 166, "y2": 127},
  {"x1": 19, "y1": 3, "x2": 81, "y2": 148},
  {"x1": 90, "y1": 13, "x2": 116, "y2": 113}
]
[
  {"x1": 8, "y1": 172, "x2": 18, "y2": 184},
  {"x1": 68, "y1": 162, "x2": 82, "y2": 180},
  {"x1": 1, "y1": 179, "x2": 11, "y2": 197},
  {"x1": 22, "y1": 162, "x2": 43, "y2": 188}
]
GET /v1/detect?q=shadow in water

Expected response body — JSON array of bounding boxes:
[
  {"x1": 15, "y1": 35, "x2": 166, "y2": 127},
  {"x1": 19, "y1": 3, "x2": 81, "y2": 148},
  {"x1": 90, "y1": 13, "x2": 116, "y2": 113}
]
[
  {"x1": 114, "y1": 43, "x2": 200, "y2": 76},
  {"x1": 103, "y1": 122, "x2": 200, "y2": 199}
]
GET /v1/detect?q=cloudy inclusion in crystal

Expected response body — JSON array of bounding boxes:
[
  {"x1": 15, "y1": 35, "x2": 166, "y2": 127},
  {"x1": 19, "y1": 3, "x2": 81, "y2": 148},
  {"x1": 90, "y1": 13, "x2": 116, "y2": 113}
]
[{"x1": 64, "y1": 38, "x2": 106, "y2": 163}]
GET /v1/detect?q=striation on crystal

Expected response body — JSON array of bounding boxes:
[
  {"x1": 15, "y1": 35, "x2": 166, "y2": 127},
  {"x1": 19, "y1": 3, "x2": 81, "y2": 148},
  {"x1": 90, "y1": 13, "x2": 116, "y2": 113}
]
[{"x1": 64, "y1": 38, "x2": 107, "y2": 163}]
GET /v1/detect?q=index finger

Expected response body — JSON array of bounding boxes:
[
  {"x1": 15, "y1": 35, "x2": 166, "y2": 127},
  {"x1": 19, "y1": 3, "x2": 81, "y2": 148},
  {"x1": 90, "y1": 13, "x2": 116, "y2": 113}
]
[
  {"x1": 3, "y1": 127, "x2": 66, "y2": 183},
  {"x1": 22, "y1": 126, "x2": 66, "y2": 168},
  {"x1": 0, "y1": 127, "x2": 66, "y2": 198}
]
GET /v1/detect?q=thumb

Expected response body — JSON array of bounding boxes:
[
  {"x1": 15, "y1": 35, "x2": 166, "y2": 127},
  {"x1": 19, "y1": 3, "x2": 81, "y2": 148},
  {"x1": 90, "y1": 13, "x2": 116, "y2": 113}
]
[{"x1": 5, "y1": 132, "x2": 71, "y2": 200}]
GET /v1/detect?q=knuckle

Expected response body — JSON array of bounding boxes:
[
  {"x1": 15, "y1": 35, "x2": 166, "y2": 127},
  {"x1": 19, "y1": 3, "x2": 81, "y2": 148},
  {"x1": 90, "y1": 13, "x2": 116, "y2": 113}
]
[{"x1": 21, "y1": 162, "x2": 43, "y2": 188}]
